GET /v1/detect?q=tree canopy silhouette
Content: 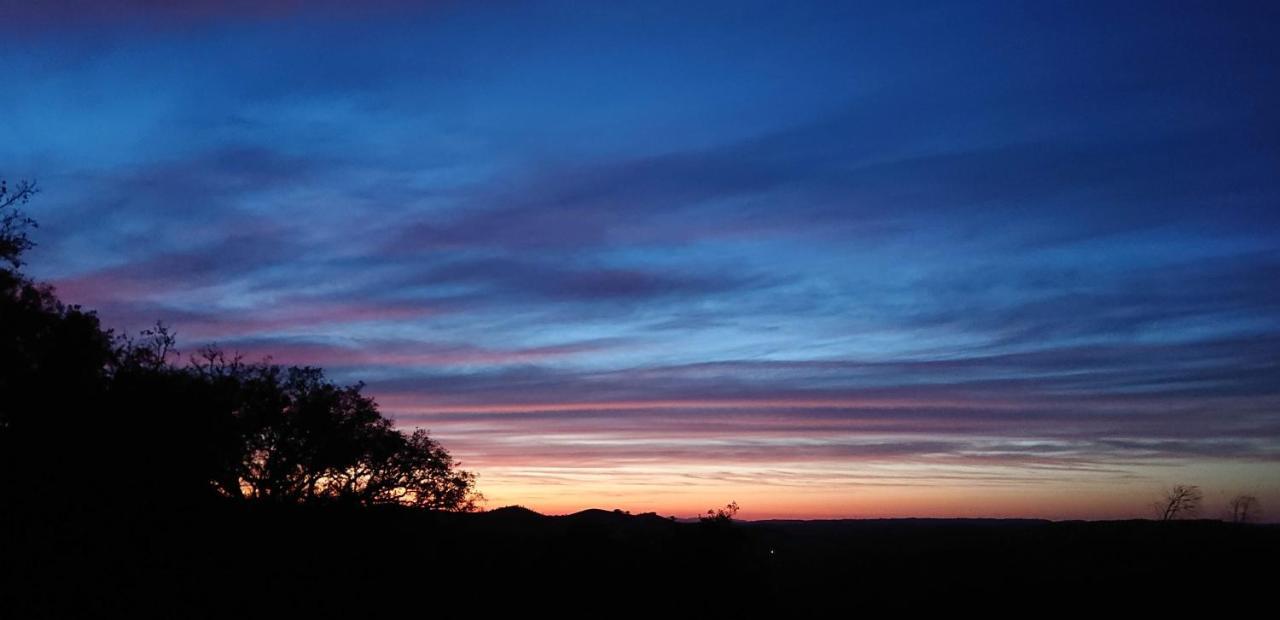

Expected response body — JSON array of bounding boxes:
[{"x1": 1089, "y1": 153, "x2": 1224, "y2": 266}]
[
  {"x1": 184, "y1": 346, "x2": 477, "y2": 509},
  {"x1": 0, "y1": 179, "x2": 479, "y2": 513}
]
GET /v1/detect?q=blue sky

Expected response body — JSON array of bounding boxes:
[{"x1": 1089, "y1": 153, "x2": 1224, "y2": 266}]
[{"x1": 3, "y1": 1, "x2": 1278, "y2": 517}]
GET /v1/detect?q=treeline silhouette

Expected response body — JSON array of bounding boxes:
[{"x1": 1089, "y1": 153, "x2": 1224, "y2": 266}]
[
  {"x1": 1, "y1": 180, "x2": 478, "y2": 517},
  {"x1": 3, "y1": 180, "x2": 1278, "y2": 615},
  {"x1": 0, "y1": 181, "x2": 501, "y2": 614}
]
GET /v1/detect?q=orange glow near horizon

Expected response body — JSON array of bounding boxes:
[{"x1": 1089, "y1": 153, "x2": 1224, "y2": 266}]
[
  {"x1": 471, "y1": 477, "x2": 1158, "y2": 521},
  {"x1": 382, "y1": 395, "x2": 1280, "y2": 521},
  {"x1": 445, "y1": 456, "x2": 1280, "y2": 521}
]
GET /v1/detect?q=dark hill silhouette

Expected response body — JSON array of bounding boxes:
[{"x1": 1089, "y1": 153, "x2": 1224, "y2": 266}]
[
  {"x1": 8, "y1": 502, "x2": 1277, "y2": 615},
  {"x1": 484, "y1": 504, "x2": 545, "y2": 519},
  {"x1": 564, "y1": 507, "x2": 673, "y2": 527}
]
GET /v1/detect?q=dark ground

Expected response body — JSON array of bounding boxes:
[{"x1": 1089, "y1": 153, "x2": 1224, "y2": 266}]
[{"x1": 3, "y1": 502, "x2": 1275, "y2": 617}]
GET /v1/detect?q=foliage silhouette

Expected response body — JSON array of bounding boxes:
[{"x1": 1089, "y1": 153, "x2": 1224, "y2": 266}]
[
  {"x1": 1, "y1": 180, "x2": 115, "y2": 513},
  {"x1": 186, "y1": 348, "x2": 479, "y2": 509},
  {"x1": 0, "y1": 180, "x2": 479, "y2": 513},
  {"x1": 700, "y1": 501, "x2": 741, "y2": 524}
]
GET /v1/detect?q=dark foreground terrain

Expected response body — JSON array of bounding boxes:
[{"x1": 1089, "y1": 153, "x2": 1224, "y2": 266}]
[{"x1": 3, "y1": 502, "x2": 1276, "y2": 617}]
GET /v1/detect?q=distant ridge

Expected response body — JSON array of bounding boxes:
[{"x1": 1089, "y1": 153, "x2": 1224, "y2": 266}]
[
  {"x1": 750, "y1": 517, "x2": 1053, "y2": 525},
  {"x1": 475, "y1": 505, "x2": 546, "y2": 526},
  {"x1": 483, "y1": 508, "x2": 1057, "y2": 524},
  {"x1": 484, "y1": 505, "x2": 543, "y2": 517}
]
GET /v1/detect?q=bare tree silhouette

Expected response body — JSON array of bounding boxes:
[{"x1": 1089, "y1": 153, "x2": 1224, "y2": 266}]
[
  {"x1": 1226, "y1": 494, "x2": 1261, "y2": 524},
  {"x1": 0, "y1": 179, "x2": 37, "y2": 267},
  {"x1": 1154, "y1": 484, "x2": 1203, "y2": 521}
]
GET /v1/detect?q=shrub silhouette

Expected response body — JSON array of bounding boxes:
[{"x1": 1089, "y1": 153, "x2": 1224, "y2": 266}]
[
  {"x1": 700, "y1": 501, "x2": 740, "y2": 524},
  {"x1": 0, "y1": 179, "x2": 479, "y2": 513}
]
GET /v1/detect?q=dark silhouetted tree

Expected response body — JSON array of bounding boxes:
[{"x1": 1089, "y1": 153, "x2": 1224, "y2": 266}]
[
  {"x1": 1226, "y1": 494, "x2": 1261, "y2": 524},
  {"x1": 0, "y1": 179, "x2": 479, "y2": 513},
  {"x1": 1154, "y1": 484, "x2": 1203, "y2": 521},
  {"x1": 700, "y1": 501, "x2": 740, "y2": 524},
  {"x1": 0, "y1": 178, "x2": 37, "y2": 268},
  {"x1": 1, "y1": 178, "x2": 117, "y2": 510},
  {"x1": 193, "y1": 359, "x2": 482, "y2": 510}
]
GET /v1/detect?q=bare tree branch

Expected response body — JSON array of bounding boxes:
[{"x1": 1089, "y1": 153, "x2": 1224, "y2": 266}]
[{"x1": 1154, "y1": 484, "x2": 1203, "y2": 521}]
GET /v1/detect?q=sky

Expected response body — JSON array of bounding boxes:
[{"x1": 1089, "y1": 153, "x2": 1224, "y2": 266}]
[{"x1": 2, "y1": 0, "x2": 1278, "y2": 519}]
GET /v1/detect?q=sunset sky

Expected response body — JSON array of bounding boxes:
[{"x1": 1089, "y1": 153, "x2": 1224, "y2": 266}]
[{"x1": 3, "y1": 1, "x2": 1278, "y2": 519}]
